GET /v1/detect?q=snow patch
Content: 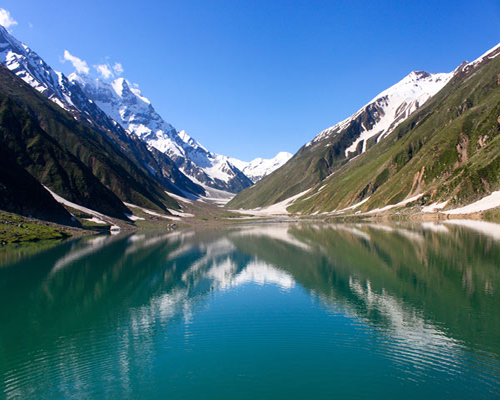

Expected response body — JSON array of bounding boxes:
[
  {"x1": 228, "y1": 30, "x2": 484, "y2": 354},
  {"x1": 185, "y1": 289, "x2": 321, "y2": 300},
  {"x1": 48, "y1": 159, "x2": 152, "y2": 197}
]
[
  {"x1": 365, "y1": 194, "x2": 423, "y2": 214},
  {"x1": 231, "y1": 188, "x2": 311, "y2": 216},
  {"x1": 165, "y1": 191, "x2": 194, "y2": 204},
  {"x1": 84, "y1": 217, "x2": 108, "y2": 225},
  {"x1": 443, "y1": 191, "x2": 500, "y2": 215},
  {"x1": 127, "y1": 214, "x2": 145, "y2": 221},
  {"x1": 124, "y1": 202, "x2": 179, "y2": 220},
  {"x1": 422, "y1": 201, "x2": 448, "y2": 213},
  {"x1": 167, "y1": 208, "x2": 194, "y2": 218},
  {"x1": 333, "y1": 197, "x2": 371, "y2": 214},
  {"x1": 44, "y1": 186, "x2": 114, "y2": 221}
]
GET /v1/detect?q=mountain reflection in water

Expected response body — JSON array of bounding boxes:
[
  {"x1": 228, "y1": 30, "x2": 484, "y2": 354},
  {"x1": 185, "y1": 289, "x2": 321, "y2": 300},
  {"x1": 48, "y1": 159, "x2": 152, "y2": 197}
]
[{"x1": 0, "y1": 221, "x2": 499, "y2": 399}]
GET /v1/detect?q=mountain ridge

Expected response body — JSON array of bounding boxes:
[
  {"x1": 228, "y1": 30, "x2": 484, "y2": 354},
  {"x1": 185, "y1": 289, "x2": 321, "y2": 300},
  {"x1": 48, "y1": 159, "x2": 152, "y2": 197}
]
[
  {"x1": 0, "y1": 25, "x2": 209, "y2": 204},
  {"x1": 228, "y1": 42, "x2": 500, "y2": 215},
  {"x1": 68, "y1": 73, "x2": 254, "y2": 194},
  {"x1": 227, "y1": 68, "x2": 454, "y2": 210}
]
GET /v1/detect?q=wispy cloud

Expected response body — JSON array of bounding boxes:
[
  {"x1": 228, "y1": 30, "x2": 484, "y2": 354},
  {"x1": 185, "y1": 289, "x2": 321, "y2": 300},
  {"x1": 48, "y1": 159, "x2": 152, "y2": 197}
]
[
  {"x1": 95, "y1": 63, "x2": 113, "y2": 79},
  {"x1": 62, "y1": 50, "x2": 89, "y2": 74},
  {"x1": 113, "y1": 62, "x2": 124, "y2": 75},
  {"x1": 94, "y1": 62, "x2": 123, "y2": 80},
  {"x1": 0, "y1": 8, "x2": 18, "y2": 31}
]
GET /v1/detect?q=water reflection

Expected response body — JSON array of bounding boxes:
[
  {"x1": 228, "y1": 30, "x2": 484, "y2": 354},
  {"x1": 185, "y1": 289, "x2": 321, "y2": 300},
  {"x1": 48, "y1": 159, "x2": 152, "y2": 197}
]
[{"x1": 0, "y1": 221, "x2": 499, "y2": 399}]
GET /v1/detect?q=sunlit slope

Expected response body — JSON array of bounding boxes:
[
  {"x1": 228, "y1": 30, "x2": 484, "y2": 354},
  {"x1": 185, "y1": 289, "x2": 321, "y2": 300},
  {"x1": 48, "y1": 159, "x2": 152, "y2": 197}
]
[
  {"x1": 227, "y1": 70, "x2": 452, "y2": 210},
  {"x1": 289, "y1": 49, "x2": 500, "y2": 214},
  {"x1": 229, "y1": 44, "x2": 500, "y2": 214}
]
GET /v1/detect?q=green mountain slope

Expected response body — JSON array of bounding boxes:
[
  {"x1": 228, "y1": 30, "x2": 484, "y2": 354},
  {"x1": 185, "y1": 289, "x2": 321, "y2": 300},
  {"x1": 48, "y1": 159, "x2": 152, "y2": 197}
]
[
  {"x1": 0, "y1": 65, "x2": 179, "y2": 216},
  {"x1": 226, "y1": 126, "x2": 350, "y2": 210},
  {"x1": 0, "y1": 92, "x2": 131, "y2": 219},
  {"x1": 228, "y1": 44, "x2": 500, "y2": 214},
  {"x1": 289, "y1": 50, "x2": 500, "y2": 214},
  {"x1": 0, "y1": 142, "x2": 78, "y2": 226}
]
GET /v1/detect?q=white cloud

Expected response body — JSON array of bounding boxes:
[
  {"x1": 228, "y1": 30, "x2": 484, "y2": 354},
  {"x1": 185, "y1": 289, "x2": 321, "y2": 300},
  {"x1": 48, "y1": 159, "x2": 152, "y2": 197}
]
[
  {"x1": 63, "y1": 50, "x2": 89, "y2": 74},
  {"x1": 95, "y1": 63, "x2": 113, "y2": 79},
  {"x1": 113, "y1": 62, "x2": 124, "y2": 75},
  {"x1": 0, "y1": 8, "x2": 18, "y2": 31}
]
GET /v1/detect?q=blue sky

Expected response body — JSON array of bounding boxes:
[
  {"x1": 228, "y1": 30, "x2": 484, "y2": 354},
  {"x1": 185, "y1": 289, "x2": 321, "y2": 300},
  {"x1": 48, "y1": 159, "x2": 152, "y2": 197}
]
[{"x1": 1, "y1": 1, "x2": 499, "y2": 161}]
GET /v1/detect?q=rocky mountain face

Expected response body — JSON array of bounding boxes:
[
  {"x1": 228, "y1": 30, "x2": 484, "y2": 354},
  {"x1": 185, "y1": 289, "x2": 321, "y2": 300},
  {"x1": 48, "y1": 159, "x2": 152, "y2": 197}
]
[
  {"x1": 229, "y1": 43, "x2": 500, "y2": 215},
  {"x1": 0, "y1": 63, "x2": 185, "y2": 220},
  {"x1": 0, "y1": 26, "x2": 128, "y2": 138},
  {"x1": 229, "y1": 152, "x2": 293, "y2": 183},
  {"x1": 69, "y1": 74, "x2": 253, "y2": 194},
  {"x1": 0, "y1": 25, "x2": 206, "y2": 203}
]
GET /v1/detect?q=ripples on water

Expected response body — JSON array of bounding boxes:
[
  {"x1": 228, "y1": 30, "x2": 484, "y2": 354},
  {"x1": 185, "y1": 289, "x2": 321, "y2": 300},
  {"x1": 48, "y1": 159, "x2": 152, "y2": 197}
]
[{"x1": 0, "y1": 221, "x2": 499, "y2": 399}]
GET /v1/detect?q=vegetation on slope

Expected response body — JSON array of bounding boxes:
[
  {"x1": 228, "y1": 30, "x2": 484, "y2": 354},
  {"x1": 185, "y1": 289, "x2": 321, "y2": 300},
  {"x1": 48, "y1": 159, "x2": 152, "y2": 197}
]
[
  {"x1": 0, "y1": 65, "x2": 178, "y2": 217},
  {"x1": 228, "y1": 46, "x2": 500, "y2": 215},
  {"x1": 0, "y1": 142, "x2": 77, "y2": 226},
  {"x1": 0, "y1": 211, "x2": 71, "y2": 244},
  {"x1": 0, "y1": 92, "x2": 130, "y2": 219},
  {"x1": 290, "y1": 55, "x2": 500, "y2": 214}
]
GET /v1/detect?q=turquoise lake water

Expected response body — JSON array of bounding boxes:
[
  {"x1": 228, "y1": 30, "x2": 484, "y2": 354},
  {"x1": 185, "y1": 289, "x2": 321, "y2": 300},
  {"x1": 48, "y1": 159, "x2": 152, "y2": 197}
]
[{"x1": 0, "y1": 222, "x2": 499, "y2": 399}]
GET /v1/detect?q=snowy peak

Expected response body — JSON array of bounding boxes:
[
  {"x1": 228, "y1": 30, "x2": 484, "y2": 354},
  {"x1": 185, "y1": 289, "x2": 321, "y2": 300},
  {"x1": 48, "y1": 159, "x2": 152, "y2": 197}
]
[
  {"x1": 0, "y1": 26, "x2": 132, "y2": 139},
  {"x1": 0, "y1": 25, "x2": 73, "y2": 109},
  {"x1": 308, "y1": 69, "x2": 453, "y2": 156},
  {"x1": 229, "y1": 151, "x2": 293, "y2": 183},
  {"x1": 111, "y1": 77, "x2": 127, "y2": 97},
  {"x1": 70, "y1": 72, "x2": 253, "y2": 193}
]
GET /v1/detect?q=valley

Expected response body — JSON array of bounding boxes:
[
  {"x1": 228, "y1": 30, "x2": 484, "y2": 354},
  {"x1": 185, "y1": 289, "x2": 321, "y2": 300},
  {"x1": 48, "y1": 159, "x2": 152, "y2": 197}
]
[{"x1": 0, "y1": 23, "x2": 499, "y2": 241}]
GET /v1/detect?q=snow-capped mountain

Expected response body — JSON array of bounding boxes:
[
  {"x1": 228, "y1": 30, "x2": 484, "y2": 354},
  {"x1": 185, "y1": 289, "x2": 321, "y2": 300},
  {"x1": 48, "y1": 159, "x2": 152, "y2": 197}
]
[
  {"x1": 0, "y1": 25, "x2": 131, "y2": 138},
  {"x1": 228, "y1": 68, "x2": 455, "y2": 210},
  {"x1": 229, "y1": 152, "x2": 293, "y2": 183},
  {"x1": 307, "y1": 70, "x2": 453, "y2": 156},
  {"x1": 0, "y1": 25, "x2": 212, "y2": 202},
  {"x1": 69, "y1": 74, "x2": 253, "y2": 194}
]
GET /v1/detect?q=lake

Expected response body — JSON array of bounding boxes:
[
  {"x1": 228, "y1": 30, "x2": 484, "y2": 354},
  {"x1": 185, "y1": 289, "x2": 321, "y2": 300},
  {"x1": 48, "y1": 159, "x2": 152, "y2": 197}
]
[{"x1": 0, "y1": 221, "x2": 499, "y2": 399}]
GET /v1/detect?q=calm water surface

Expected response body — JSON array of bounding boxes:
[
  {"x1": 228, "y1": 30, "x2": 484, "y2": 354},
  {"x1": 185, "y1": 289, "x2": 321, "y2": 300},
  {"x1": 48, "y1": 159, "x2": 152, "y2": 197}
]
[{"x1": 0, "y1": 221, "x2": 499, "y2": 399}]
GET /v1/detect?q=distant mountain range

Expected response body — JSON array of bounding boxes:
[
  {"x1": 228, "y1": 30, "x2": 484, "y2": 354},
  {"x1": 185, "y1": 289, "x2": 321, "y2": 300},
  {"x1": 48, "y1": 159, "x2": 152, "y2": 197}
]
[
  {"x1": 229, "y1": 43, "x2": 500, "y2": 216},
  {"x1": 229, "y1": 152, "x2": 292, "y2": 183},
  {"x1": 0, "y1": 26, "x2": 289, "y2": 192}
]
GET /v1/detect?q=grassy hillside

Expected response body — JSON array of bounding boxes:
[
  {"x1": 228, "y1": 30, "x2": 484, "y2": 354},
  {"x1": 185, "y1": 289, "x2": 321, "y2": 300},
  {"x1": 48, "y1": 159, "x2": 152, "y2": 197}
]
[
  {"x1": 228, "y1": 46, "x2": 500, "y2": 214},
  {"x1": 289, "y1": 54, "x2": 500, "y2": 214}
]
